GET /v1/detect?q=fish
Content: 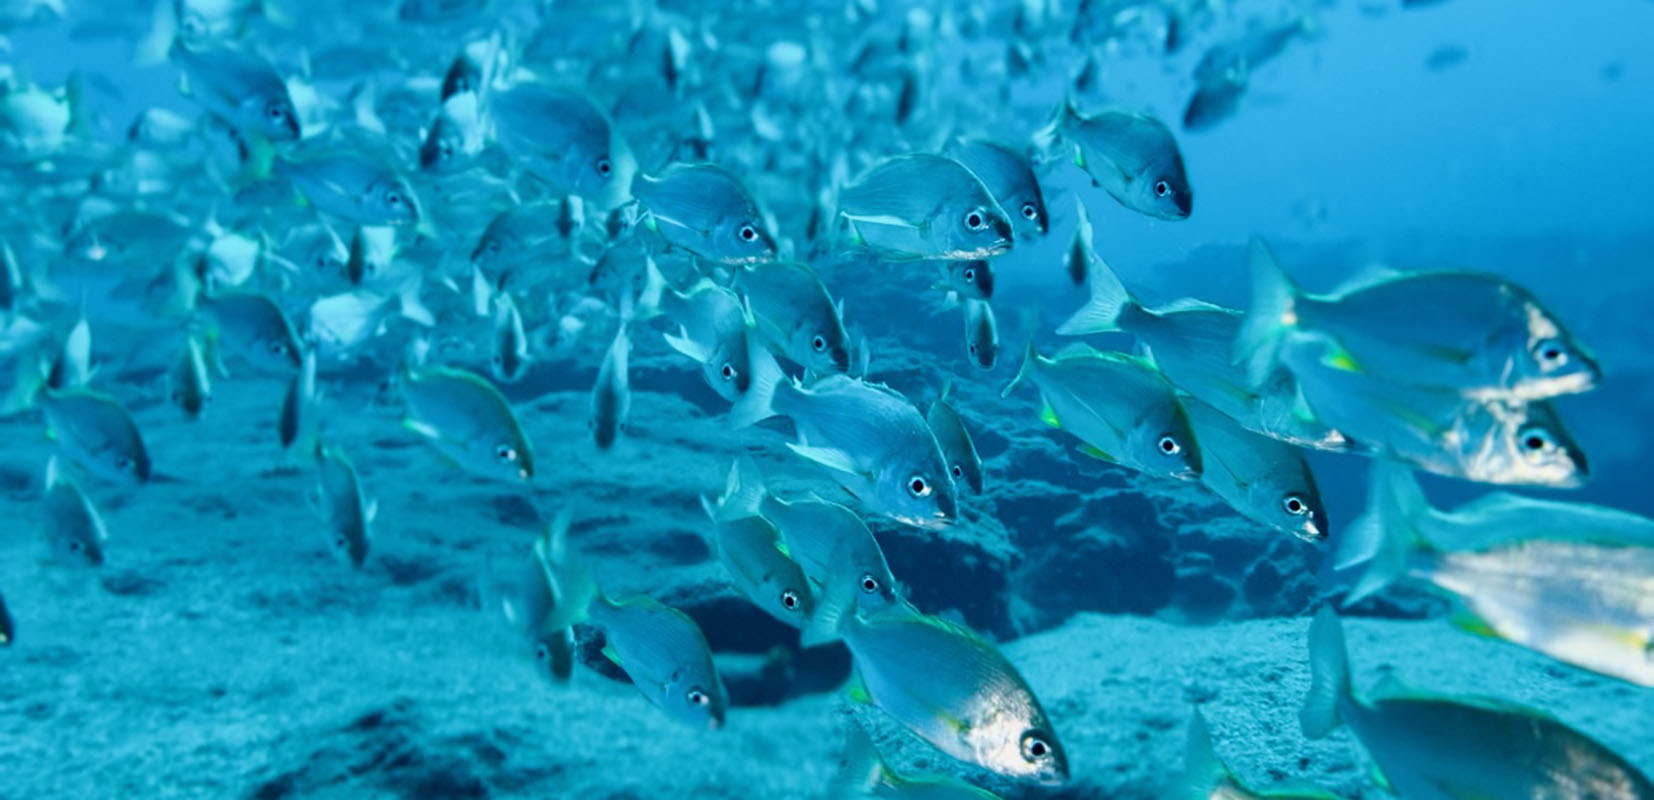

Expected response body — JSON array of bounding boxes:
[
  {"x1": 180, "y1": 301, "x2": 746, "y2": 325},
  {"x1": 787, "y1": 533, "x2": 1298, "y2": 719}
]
[
  {"x1": 1301, "y1": 607, "x2": 1654, "y2": 798},
  {"x1": 1175, "y1": 709, "x2": 1341, "y2": 800},
  {"x1": 40, "y1": 388, "x2": 151, "y2": 486},
  {"x1": 0, "y1": 590, "x2": 11, "y2": 646},
  {"x1": 927, "y1": 382, "x2": 984, "y2": 495},
  {"x1": 961, "y1": 297, "x2": 999, "y2": 370},
  {"x1": 632, "y1": 162, "x2": 777, "y2": 265},
  {"x1": 278, "y1": 345, "x2": 319, "y2": 452},
  {"x1": 829, "y1": 725, "x2": 1005, "y2": 799},
  {"x1": 168, "y1": 41, "x2": 300, "y2": 141},
  {"x1": 838, "y1": 154, "x2": 1013, "y2": 260},
  {"x1": 1182, "y1": 75, "x2": 1247, "y2": 132},
  {"x1": 733, "y1": 374, "x2": 958, "y2": 529},
  {"x1": 1063, "y1": 197, "x2": 1097, "y2": 288},
  {"x1": 936, "y1": 258, "x2": 994, "y2": 301},
  {"x1": 590, "y1": 306, "x2": 632, "y2": 451},
  {"x1": 490, "y1": 291, "x2": 530, "y2": 384},
  {"x1": 310, "y1": 442, "x2": 373, "y2": 568},
  {"x1": 823, "y1": 604, "x2": 1068, "y2": 786},
  {"x1": 1004, "y1": 342, "x2": 1201, "y2": 481},
  {"x1": 1338, "y1": 464, "x2": 1654, "y2": 686},
  {"x1": 1057, "y1": 256, "x2": 1347, "y2": 451},
  {"x1": 1182, "y1": 397, "x2": 1327, "y2": 542},
  {"x1": 41, "y1": 456, "x2": 108, "y2": 568},
  {"x1": 1041, "y1": 99, "x2": 1192, "y2": 220},
  {"x1": 499, "y1": 509, "x2": 582, "y2": 685},
  {"x1": 400, "y1": 364, "x2": 534, "y2": 483},
  {"x1": 732, "y1": 260, "x2": 851, "y2": 375},
  {"x1": 470, "y1": 201, "x2": 564, "y2": 273},
  {"x1": 702, "y1": 463, "x2": 816, "y2": 628},
  {"x1": 1277, "y1": 336, "x2": 1588, "y2": 488},
  {"x1": 1236, "y1": 238, "x2": 1600, "y2": 402},
  {"x1": 948, "y1": 138, "x2": 1049, "y2": 238},
  {"x1": 585, "y1": 592, "x2": 728, "y2": 730},
  {"x1": 488, "y1": 82, "x2": 637, "y2": 212},
  {"x1": 272, "y1": 153, "x2": 420, "y2": 227},
  {"x1": 1191, "y1": 16, "x2": 1314, "y2": 89},
  {"x1": 196, "y1": 292, "x2": 302, "y2": 375},
  {"x1": 45, "y1": 311, "x2": 93, "y2": 391}
]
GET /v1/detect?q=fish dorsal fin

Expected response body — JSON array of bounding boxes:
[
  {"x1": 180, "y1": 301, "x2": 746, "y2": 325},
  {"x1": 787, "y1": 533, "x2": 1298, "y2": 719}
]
[{"x1": 1155, "y1": 297, "x2": 1233, "y2": 315}]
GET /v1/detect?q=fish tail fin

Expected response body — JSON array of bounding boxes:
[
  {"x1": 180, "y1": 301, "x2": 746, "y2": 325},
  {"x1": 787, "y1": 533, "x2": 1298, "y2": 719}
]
[
  {"x1": 1030, "y1": 94, "x2": 1073, "y2": 160},
  {"x1": 1233, "y1": 236, "x2": 1301, "y2": 385},
  {"x1": 1301, "y1": 606, "x2": 1353, "y2": 740},
  {"x1": 827, "y1": 725, "x2": 888, "y2": 799},
  {"x1": 802, "y1": 538, "x2": 867, "y2": 648},
  {"x1": 635, "y1": 255, "x2": 668, "y2": 321},
  {"x1": 1175, "y1": 710, "x2": 1233, "y2": 800},
  {"x1": 724, "y1": 455, "x2": 768, "y2": 518},
  {"x1": 396, "y1": 273, "x2": 435, "y2": 327},
  {"x1": 1001, "y1": 338, "x2": 1040, "y2": 398},
  {"x1": 726, "y1": 305, "x2": 785, "y2": 428},
  {"x1": 1339, "y1": 463, "x2": 1434, "y2": 607},
  {"x1": 1055, "y1": 255, "x2": 1135, "y2": 335},
  {"x1": 133, "y1": 0, "x2": 176, "y2": 66}
]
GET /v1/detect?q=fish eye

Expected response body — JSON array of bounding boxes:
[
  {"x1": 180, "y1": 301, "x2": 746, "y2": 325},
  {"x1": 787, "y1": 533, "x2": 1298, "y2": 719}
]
[
  {"x1": 686, "y1": 688, "x2": 710, "y2": 707},
  {"x1": 535, "y1": 643, "x2": 550, "y2": 662},
  {"x1": 1520, "y1": 427, "x2": 1556, "y2": 453},
  {"x1": 950, "y1": 465, "x2": 964, "y2": 479},
  {"x1": 334, "y1": 535, "x2": 348, "y2": 550},
  {"x1": 495, "y1": 444, "x2": 519, "y2": 462},
  {"x1": 907, "y1": 475, "x2": 931, "y2": 497},
  {"x1": 117, "y1": 457, "x2": 134, "y2": 471},
  {"x1": 69, "y1": 540, "x2": 82, "y2": 551},
  {"x1": 1153, "y1": 180, "x2": 1172, "y2": 198},
  {"x1": 386, "y1": 192, "x2": 404, "y2": 207},
  {"x1": 484, "y1": 240, "x2": 500, "y2": 255},
  {"x1": 1019, "y1": 731, "x2": 1053, "y2": 762},
  {"x1": 811, "y1": 335, "x2": 828, "y2": 352},
  {"x1": 968, "y1": 343, "x2": 978, "y2": 355},
  {"x1": 596, "y1": 157, "x2": 613, "y2": 177},
  {"x1": 859, "y1": 573, "x2": 880, "y2": 594},
  {"x1": 1157, "y1": 435, "x2": 1181, "y2": 455},
  {"x1": 267, "y1": 340, "x2": 288, "y2": 356},
  {"x1": 963, "y1": 266, "x2": 976, "y2": 282},
  {"x1": 719, "y1": 362, "x2": 737, "y2": 381},
  {"x1": 738, "y1": 224, "x2": 759, "y2": 243},
  {"x1": 1533, "y1": 339, "x2": 1569, "y2": 370},
  {"x1": 1281, "y1": 494, "x2": 1308, "y2": 515},
  {"x1": 780, "y1": 589, "x2": 801, "y2": 611},
  {"x1": 964, "y1": 210, "x2": 986, "y2": 230},
  {"x1": 1020, "y1": 201, "x2": 1039, "y2": 220},
  {"x1": 266, "y1": 104, "x2": 288, "y2": 122},
  {"x1": 491, "y1": 353, "x2": 502, "y2": 364}
]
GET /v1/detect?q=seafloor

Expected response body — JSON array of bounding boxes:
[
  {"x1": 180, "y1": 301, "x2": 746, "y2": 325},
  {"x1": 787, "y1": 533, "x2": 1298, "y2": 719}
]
[{"x1": 3, "y1": 319, "x2": 1651, "y2": 800}]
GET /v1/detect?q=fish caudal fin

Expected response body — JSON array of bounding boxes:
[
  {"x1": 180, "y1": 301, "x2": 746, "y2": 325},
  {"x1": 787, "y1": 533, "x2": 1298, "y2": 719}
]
[
  {"x1": 826, "y1": 725, "x2": 888, "y2": 799},
  {"x1": 1174, "y1": 709, "x2": 1233, "y2": 800},
  {"x1": 1233, "y1": 237, "x2": 1300, "y2": 386},
  {"x1": 1338, "y1": 463, "x2": 1435, "y2": 608},
  {"x1": 1055, "y1": 255, "x2": 1135, "y2": 336},
  {"x1": 726, "y1": 308, "x2": 786, "y2": 429},
  {"x1": 396, "y1": 274, "x2": 434, "y2": 327},
  {"x1": 635, "y1": 255, "x2": 668, "y2": 321},
  {"x1": 1301, "y1": 606, "x2": 1352, "y2": 740},
  {"x1": 1001, "y1": 338, "x2": 1041, "y2": 398}
]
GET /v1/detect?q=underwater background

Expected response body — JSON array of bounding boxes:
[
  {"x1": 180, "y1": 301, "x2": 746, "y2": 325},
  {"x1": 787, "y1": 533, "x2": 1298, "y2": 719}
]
[{"x1": 3, "y1": 0, "x2": 1654, "y2": 798}]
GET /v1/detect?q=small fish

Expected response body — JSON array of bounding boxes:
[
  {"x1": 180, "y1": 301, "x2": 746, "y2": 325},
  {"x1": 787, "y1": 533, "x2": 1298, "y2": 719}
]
[
  {"x1": 491, "y1": 292, "x2": 530, "y2": 384},
  {"x1": 471, "y1": 201, "x2": 562, "y2": 272},
  {"x1": 41, "y1": 456, "x2": 108, "y2": 568},
  {"x1": 1424, "y1": 44, "x2": 1469, "y2": 71},
  {"x1": 169, "y1": 41, "x2": 300, "y2": 141},
  {"x1": 1176, "y1": 709, "x2": 1341, "y2": 800},
  {"x1": 0, "y1": 590, "x2": 12, "y2": 646},
  {"x1": 948, "y1": 138, "x2": 1049, "y2": 238},
  {"x1": 61, "y1": 209, "x2": 193, "y2": 266},
  {"x1": 197, "y1": 292, "x2": 302, "y2": 375},
  {"x1": 1236, "y1": 239, "x2": 1600, "y2": 402},
  {"x1": 499, "y1": 509, "x2": 582, "y2": 685},
  {"x1": 45, "y1": 311, "x2": 93, "y2": 391},
  {"x1": 822, "y1": 604, "x2": 1068, "y2": 786},
  {"x1": 734, "y1": 374, "x2": 958, "y2": 529},
  {"x1": 830, "y1": 725, "x2": 1005, "y2": 799},
  {"x1": 1183, "y1": 397, "x2": 1327, "y2": 542},
  {"x1": 587, "y1": 593, "x2": 727, "y2": 730},
  {"x1": 278, "y1": 346, "x2": 319, "y2": 452},
  {"x1": 310, "y1": 442, "x2": 373, "y2": 567},
  {"x1": 641, "y1": 259, "x2": 783, "y2": 409},
  {"x1": 40, "y1": 389, "x2": 151, "y2": 486},
  {"x1": 488, "y1": 82, "x2": 637, "y2": 211},
  {"x1": 1182, "y1": 75, "x2": 1247, "y2": 132},
  {"x1": 1339, "y1": 464, "x2": 1654, "y2": 685},
  {"x1": 962, "y1": 297, "x2": 999, "y2": 370},
  {"x1": 590, "y1": 306, "x2": 632, "y2": 451},
  {"x1": 702, "y1": 463, "x2": 815, "y2": 628},
  {"x1": 1191, "y1": 15, "x2": 1314, "y2": 88},
  {"x1": 838, "y1": 154, "x2": 1013, "y2": 260},
  {"x1": 1004, "y1": 343, "x2": 1201, "y2": 481},
  {"x1": 273, "y1": 154, "x2": 420, "y2": 227},
  {"x1": 632, "y1": 162, "x2": 776, "y2": 265},
  {"x1": 926, "y1": 383, "x2": 984, "y2": 495},
  {"x1": 1042, "y1": 99, "x2": 1192, "y2": 220},
  {"x1": 1063, "y1": 197, "x2": 1097, "y2": 288},
  {"x1": 1277, "y1": 336, "x2": 1588, "y2": 488},
  {"x1": 170, "y1": 334, "x2": 212, "y2": 419},
  {"x1": 937, "y1": 258, "x2": 994, "y2": 301},
  {"x1": 401, "y1": 365, "x2": 534, "y2": 483},
  {"x1": 1302, "y1": 607, "x2": 1654, "y2": 798},
  {"x1": 305, "y1": 276, "x2": 431, "y2": 357},
  {"x1": 418, "y1": 92, "x2": 489, "y2": 173},
  {"x1": 733, "y1": 260, "x2": 852, "y2": 375},
  {"x1": 1057, "y1": 256, "x2": 1347, "y2": 451}
]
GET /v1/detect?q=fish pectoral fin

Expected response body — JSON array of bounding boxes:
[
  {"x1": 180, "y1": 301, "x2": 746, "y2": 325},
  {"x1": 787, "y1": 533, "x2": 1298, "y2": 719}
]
[
  {"x1": 600, "y1": 643, "x2": 624, "y2": 668},
  {"x1": 845, "y1": 671, "x2": 872, "y2": 705},
  {"x1": 1075, "y1": 443, "x2": 1116, "y2": 463},
  {"x1": 1448, "y1": 613, "x2": 1501, "y2": 641},
  {"x1": 1038, "y1": 401, "x2": 1062, "y2": 429},
  {"x1": 785, "y1": 443, "x2": 865, "y2": 478},
  {"x1": 401, "y1": 418, "x2": 442, "y2": 441},
  {"x1": 841, "y1": 212, "x2": 919, "y2": 231},
  {"x1": 365, "y1": 500, "x2": 379, "y2": 523}
]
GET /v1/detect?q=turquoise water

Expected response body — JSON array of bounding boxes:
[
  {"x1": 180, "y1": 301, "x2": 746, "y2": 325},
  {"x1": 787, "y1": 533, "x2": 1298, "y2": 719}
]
[{"x1": 3, "y1": 1, "x2": 1653, "y2": 798}]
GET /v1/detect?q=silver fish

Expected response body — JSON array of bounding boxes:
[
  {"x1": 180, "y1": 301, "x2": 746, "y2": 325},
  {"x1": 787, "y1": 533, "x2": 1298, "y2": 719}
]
[
  {"x1": 41, "y1": 456, "x2": 107, "y2": 568},
  {"x1": 838, "y1": 154, "x2": 1013, "y2": 260},
  {"x1": 401, "y1": 365, "x2": 534, "y2": 483},
  {"x1": 633, "y1": 162, "x2": 776, "y2": 265},
  {"x1": 962, "y1": 297, "x2": 998, "y2": 370},
  {"x1": 169, "y1": 41, "x2": 300, "y2": 141},
  {"x1": 0, "y1": 590, "x2": 12, "y2": 646},
  {"x1": 1183, "y1": 397, "x2": 1326, "y2": 542},
  {"x1": 197, "y1": 292, "x2": 302, "y2": 375},
  {"x1": 1043, "y1": 99, "x2": 1192, "y2": 220},
  {"x1": 491, "y1": 291, "x2": 530, "y2": 384},
  {"x1": 926, "y1": 382, "x2": 983, "y2": 495},
  {"x1": 310, "y1": 442, "x2": 373, "y2": 567},
  {"x1": 40, "y1": 388, "x2": 151, "y2": 486},
  {"x1": 586, "y1": 594, "x2": 727, "y2": 730},
  {"x1": 278, "y1": 346, "x2": 319, "y2": 452},
  {"x1": 273, "y1": 153, "x2": 420, "y2": 227},
  {"x1": 733, "y1": 260, "x2": 851, "y2": 375},
  {"x1": 702, "y1": 465, "x2": 815, "y2": 628},
  {"x1": 169, "y1": 333, "x2": 212, "y2": 419},
  {"x1": 590, "y1": 311, "x2": 631, "y2": 451},
  {"x1": 949, "y1": 138, "x2": 1049, "y2": 238},
  {"x1": 488, "y1": 82, "x2": 637, "y2": 212}
]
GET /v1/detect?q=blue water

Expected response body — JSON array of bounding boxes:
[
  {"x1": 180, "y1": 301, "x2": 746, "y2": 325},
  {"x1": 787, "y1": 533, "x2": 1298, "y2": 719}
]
[{"x1": 3, "y1": 1, "x2": 1654, "y2": 798}]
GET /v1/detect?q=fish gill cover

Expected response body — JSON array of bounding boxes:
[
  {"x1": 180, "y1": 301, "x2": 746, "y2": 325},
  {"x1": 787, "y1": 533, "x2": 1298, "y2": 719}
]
[{"x1": 2, "y1": 0, "x2": 1653, "y2": 798}]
